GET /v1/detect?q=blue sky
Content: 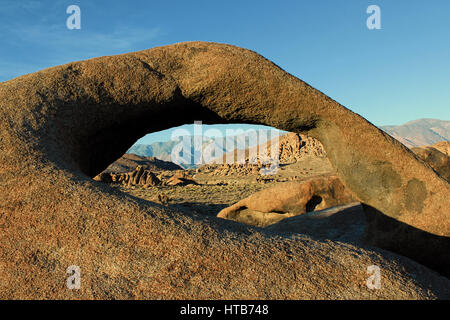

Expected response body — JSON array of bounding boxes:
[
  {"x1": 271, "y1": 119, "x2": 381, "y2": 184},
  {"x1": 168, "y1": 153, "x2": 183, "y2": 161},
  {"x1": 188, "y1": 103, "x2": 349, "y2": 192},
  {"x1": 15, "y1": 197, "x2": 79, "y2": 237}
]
[{"x1": 1, "y1": 0, "x2": 449, "y2": 144}]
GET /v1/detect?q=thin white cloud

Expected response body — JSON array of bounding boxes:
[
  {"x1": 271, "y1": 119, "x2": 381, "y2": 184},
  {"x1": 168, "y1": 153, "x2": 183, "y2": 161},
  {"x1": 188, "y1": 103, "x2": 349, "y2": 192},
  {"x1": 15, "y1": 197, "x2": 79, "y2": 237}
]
[
  {"x1": 0, "y1": 1, "x2": 164, "y2": 80},
  {"x1": 1, "y1": 12, "x2": 163, "y2": 81},
  {"x1": 0, "y1": 0, "x2": 44, "y2": 12},
  {"x1": 4, "y1": 22, "x2": 162, "y2": 54}
]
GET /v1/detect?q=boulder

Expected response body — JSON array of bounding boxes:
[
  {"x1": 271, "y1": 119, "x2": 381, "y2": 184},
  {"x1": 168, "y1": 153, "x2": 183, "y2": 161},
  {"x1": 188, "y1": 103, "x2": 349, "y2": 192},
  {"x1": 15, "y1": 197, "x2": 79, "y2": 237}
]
[
  {"x1": 156, "y1": 193, "x2": 170, "y2": 205},
  {"x1": 93, "y1": 172, "x2": 112, "y2": 183},
  {"x1": 166, "y1": 172, "x2": 198, "y2": 186},
  {"x1": 217, "y1": 175, "x2": 358, "y2": 227},
  {"x1": 139, "y1": 171, "x2": 148, "y2": 185},
  {"x1": 132, "y1": 166, "x2": 145, "y2": 185},
  {"x1": 144, "y1": 171, "x2": 161, "y2": 187},
  {"x1": 430, "y1": 141, "x2": 450, "y2": 156},
  {"x1": 411, "y1": 145, "x2": 450, "y2": 182},
  {"x1": 108, "y1": 167, "x2": 162, "y2": 187}
]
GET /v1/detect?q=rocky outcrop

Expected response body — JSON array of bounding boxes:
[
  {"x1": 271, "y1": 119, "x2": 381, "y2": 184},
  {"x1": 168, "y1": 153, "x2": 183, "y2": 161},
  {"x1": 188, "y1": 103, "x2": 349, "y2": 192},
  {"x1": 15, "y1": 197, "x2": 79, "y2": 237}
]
[
  {"x1": 0, "y1": 42, "x2": 449, "y2": 299},
  {"x1": 144, "y1": 171, "x2": 162, "y2": 187},
  {"x1": 211, "y1": 132, "x2": 326, "y2": 165},
  {"x1": 412, "y1": 144, "x2": 450, "y2": 182},
  {"x1": 217, "y1": 175, "x2": 358, "y2": 227},
  {"x1": 198, "y1": 132, "x2": 327, "y2": 176},
  {"x1": 95, "y1": 166, "x2": 162, "y2": 187},
  {"x1": 166, "y1": 172, "x2": 198, "y2": 186},
  {"x1": 97, "y1": 167, "x2": 197, "y2": 187},
  {"x1": 199, "y1": 163, "x2": 261, "y2": 176},
  {"x1": 278, "y1": 132, "x2": 327, "y2": 163},
  {"x1": 430, "y1": 141, "x2": 450, "y2": 156}
]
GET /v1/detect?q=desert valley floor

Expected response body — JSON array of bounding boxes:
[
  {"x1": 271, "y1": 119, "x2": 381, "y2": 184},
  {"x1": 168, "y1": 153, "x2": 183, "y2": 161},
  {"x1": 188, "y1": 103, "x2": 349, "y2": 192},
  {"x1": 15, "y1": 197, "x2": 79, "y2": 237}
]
[{"x1": 118, "y1": 157, "x2": 333, "y2": 219}]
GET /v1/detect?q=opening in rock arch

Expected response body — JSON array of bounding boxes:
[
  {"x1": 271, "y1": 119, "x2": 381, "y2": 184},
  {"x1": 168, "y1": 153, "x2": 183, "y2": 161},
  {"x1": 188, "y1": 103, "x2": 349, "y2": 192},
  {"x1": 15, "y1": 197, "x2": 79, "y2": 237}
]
[{"x1": 93, "y1": 122, "x2": 358, "y2": 226}]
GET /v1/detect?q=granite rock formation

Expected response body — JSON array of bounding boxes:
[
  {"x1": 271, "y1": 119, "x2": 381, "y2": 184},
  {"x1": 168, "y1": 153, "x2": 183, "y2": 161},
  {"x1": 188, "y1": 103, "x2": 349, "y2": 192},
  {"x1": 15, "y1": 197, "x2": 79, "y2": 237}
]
[
  {"x1": 217, "y1": 175, "x2": 358, "y2": 227},
  {"x1": 0, "y1": 42, "x2": 449, "y2": 298}
]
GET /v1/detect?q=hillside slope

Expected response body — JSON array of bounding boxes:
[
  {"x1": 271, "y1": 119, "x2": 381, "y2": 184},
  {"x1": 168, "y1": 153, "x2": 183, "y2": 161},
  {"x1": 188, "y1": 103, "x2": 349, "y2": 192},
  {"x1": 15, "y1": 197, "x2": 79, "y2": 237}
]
[{"x1": 104, "y1": 153, "x2": 182, "y2": 173}]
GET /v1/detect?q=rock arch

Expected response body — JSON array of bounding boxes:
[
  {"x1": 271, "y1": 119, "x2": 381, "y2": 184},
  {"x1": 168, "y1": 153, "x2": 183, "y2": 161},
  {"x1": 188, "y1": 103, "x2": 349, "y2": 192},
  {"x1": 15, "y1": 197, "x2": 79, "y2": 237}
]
[{"x1": 0, "y1": 42, "x2": 448, "y2": 298}]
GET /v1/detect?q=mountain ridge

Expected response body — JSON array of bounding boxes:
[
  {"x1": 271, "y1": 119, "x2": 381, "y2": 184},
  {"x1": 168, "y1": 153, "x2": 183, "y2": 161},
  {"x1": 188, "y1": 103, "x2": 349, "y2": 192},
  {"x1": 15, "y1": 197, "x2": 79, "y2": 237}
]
[{"x1": 380, "y1": 118, "x2": 449, "y2": 147}]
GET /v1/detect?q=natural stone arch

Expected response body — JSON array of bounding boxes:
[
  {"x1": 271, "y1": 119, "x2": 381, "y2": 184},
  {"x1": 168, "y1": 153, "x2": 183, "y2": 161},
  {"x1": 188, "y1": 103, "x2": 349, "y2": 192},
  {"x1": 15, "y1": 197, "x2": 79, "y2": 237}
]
[{"x1": 0, "y1": 42, "x2": 448, "y2": 299}]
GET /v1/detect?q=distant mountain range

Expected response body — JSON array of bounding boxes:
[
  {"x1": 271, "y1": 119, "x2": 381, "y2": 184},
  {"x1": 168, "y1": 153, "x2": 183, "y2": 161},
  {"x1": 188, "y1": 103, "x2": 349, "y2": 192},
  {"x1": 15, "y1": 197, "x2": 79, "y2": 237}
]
[
  {"x1": 128, "y1": 141, "x2": 179, "y2": 163},
  {"x1": 127, "y1": 119, "x2": 449, "y2": 164},
  {"x1": 380, "y1": 118, "x2": 449, "y2": 148},
  {"x1": 128, "y1": 131, "x2": 283, "y2": 168}
]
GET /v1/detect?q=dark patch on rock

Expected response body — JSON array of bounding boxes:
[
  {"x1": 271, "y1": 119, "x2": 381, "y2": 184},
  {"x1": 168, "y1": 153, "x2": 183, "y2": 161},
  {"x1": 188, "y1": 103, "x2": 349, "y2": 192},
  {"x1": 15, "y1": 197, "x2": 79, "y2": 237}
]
[
  {"x1": 405, "y1": 178, "x2": 427, "y2": 213},
  {"x1": 375, "y1": 161, "x2": 403, "y2": 191},
  {"x1": 339, "y1": 159, "x2": 403, "y2": 218}
]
